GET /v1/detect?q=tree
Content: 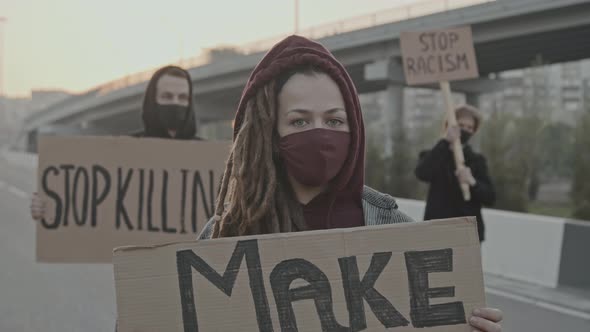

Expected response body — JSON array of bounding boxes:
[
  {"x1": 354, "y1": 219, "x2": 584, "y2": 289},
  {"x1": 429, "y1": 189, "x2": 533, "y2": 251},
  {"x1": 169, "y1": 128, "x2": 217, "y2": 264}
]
[
  {"x1": 481, "y1": 56, "x2": 557, "y2": 209},
  {"x1": 480, "y1": 107, "x2": 530, "y2": 212},
  {"x1": 365, "y1": 134, "x2": 389, "y2": 194},
  {"x1": 389, "y1": 128, "x2": 420, "y2": 199},
  {"x1": 571, "y1": 108, "x2": 590, "y2": 221},
  {"x1": 536, "y1": 123, "x2": 574, "y2": 178},
  {"x1": 520, "y1": 56, "x2": 554, "y2": 201}
]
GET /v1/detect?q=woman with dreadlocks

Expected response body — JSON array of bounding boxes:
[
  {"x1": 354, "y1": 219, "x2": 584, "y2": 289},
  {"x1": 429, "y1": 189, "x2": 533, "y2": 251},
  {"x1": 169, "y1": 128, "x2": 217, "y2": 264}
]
[{"x1": 198, "y1": 35, "x2": 502, "y2": 332}]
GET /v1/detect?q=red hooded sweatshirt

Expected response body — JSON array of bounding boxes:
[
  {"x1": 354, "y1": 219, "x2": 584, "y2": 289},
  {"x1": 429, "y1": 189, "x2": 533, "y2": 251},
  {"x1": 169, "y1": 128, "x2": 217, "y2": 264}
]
[{"x1": 234, "y1": 35, "x2": 366, "y2": 230}]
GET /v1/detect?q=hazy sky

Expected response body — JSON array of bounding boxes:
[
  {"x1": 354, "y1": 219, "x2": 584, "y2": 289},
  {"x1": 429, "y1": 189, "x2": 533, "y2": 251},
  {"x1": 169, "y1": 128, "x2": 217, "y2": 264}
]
[{"x1": 2, "y1": 0, "x2": 423, "y2": 96}]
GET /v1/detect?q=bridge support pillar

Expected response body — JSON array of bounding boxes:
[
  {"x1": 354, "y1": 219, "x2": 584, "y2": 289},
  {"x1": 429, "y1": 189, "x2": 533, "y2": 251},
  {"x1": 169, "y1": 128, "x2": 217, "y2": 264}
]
[
  {"x1": 466, "y1": 92, "x2": 481, "y2": 108},
  {"x1": 364, "y1": 58, "x2": 406, "y2": 156},
  {"x1": 384, "y1": 83, "x2": 405, "y2": 156}
]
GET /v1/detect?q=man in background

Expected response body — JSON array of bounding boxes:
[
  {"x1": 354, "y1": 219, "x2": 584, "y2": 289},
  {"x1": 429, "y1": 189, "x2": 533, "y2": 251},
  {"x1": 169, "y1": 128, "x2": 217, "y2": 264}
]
[{"x1": 415, "y1": 105, "x2": 496, "y2": 242}]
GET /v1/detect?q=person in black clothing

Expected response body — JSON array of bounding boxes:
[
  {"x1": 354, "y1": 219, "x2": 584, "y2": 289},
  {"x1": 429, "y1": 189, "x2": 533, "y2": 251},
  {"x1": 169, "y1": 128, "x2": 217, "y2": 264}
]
[
  {"x1": 27, "y1": 65, "x2": 201, "y2": 332},
  {"x1": 415, "y1": 105, "x2": 495, "y2": 242},
  {"x1": 136, "y1": 65, "x2": 199, "y2": 140},
  {"x1": 30, "y1": 65, "x2": 200, "y2": 220}
]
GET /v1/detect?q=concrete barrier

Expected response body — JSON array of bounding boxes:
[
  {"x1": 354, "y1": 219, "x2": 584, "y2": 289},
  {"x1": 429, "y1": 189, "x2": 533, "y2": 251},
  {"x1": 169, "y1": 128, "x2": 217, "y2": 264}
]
[
  {"x1": 480, "y1": 208, "x2": 565, "y2": 288},
  {"x1": 558, "y1": 219, "x2": 590, "y2": 289},
  {"x1": 0, "y1": 150, "x2": 38, "y2": 169},
  {"x1": 397, "y1": 198, "x2": 572, "y2": 289}
]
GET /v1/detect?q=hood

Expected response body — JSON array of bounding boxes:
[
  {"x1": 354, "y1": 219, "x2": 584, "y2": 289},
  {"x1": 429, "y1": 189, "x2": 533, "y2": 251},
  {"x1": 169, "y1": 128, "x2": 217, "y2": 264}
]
[
  {"x1": 233, "y1": 35, "x2": 365, "y2": 201},
  {"x1": 141, "y1": 65, "x2": 196, "y2": 139}
]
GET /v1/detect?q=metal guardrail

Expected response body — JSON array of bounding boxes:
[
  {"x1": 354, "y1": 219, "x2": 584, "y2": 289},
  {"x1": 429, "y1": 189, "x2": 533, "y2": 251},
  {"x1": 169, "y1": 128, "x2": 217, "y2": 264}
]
[{"x1": 93, "y1": 0, "x2": 493, "y2": 95}]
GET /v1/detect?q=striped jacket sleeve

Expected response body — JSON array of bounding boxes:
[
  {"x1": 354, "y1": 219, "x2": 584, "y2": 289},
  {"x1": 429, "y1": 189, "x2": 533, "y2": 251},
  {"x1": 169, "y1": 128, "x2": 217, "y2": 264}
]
[{"x1": 362, "y1": 186, "x2": 416, "y2": 226}]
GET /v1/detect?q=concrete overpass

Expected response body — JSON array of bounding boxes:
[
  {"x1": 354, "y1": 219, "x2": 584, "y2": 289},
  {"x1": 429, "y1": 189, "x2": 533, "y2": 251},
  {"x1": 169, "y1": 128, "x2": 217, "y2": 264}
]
[{"x1": 16, "y1": 0, "x2": 590, "y2": 151}]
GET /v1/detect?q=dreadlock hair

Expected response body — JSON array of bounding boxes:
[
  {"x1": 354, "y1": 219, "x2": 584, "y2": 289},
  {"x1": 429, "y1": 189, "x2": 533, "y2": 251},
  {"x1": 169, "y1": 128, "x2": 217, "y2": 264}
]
[{"x1": 211, "y1": 65, "x2": 324, "y2": 238}]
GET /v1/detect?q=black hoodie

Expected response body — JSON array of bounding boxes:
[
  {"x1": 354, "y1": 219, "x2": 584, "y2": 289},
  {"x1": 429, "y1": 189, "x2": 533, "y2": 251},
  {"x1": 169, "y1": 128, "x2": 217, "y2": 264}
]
[{"x1": 136, "y1": 65, "x2": 198, "y2": 140}]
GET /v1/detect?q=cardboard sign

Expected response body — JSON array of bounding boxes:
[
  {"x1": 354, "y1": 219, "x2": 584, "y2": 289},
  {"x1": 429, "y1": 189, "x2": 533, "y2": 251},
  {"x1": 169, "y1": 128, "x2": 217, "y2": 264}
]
[
  {"x1": 114, "y1": 217, "x2": 485, "y2": 332},
  {"x1": 400, "y1": 26, "x2": 479, "y2": 85},
  {"x1": 36, "y1": 136, "x2": 230, "y2": 263}
]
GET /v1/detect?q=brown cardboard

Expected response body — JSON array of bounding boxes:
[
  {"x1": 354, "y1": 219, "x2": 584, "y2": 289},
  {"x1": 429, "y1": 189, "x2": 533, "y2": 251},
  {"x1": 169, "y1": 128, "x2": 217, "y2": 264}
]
[
  {"x1": 113, "y1": 217, "x2": 485, "y2": 331},
  {"x1": 400, "y1": 26, "x2": 479, "y2": 85},
  {"x1": 36, "y1": 136, "x2": 230, "y2": 263}
]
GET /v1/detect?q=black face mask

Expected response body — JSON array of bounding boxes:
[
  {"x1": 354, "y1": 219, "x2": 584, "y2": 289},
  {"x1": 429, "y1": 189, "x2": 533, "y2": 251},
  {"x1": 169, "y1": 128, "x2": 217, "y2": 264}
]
[
  {"x1": 460, "y1": 129, "x2": 473, "y2": 144},
  {"x1": 156, "y1": 104, "x2": 187, "y2": 135}
]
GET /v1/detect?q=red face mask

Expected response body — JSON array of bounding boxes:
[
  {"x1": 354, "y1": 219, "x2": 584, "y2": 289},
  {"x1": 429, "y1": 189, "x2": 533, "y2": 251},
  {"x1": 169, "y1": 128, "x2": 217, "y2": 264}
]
[{"x1": 279, "y1": 128, "x2": 350, "y2": 187}]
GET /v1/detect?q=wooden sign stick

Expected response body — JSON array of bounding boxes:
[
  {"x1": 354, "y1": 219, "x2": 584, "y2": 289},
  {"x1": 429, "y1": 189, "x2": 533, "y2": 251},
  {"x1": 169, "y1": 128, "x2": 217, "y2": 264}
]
[{"x1": 440, "y1": 81, "x2": 471, "y2": 201}]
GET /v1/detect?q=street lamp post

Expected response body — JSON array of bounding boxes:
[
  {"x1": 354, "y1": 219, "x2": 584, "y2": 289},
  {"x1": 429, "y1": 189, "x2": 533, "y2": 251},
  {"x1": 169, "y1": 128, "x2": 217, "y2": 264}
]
[
  {"x1": 0, "y1": 17, "x2": 6, "y2": 98},
  {"x1": 294, "y1": 0, "x2": 299, "y2": 34}
]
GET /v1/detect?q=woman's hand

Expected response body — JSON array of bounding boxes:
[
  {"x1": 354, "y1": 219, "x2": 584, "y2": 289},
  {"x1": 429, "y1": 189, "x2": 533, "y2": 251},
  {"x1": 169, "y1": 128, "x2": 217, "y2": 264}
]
[
  {"x1": 470, "y1": 307, "x2": 503, "y2": 332},
  {"x1": 456, "y1": 166, "x2": 476, "y2": 186},
  {"x1": 445, "y1": 124, "x2": 461, "y2": 143}
]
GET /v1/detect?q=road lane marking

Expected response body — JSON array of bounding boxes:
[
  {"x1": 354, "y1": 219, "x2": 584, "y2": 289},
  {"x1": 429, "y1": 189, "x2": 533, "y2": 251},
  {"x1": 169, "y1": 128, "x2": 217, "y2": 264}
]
[
  {"x1": 486, "y1": 287, "x2": 590, "y2": 320},
  {"x1": 7, "y1": 185, "x2": 28, "y2": 199}
]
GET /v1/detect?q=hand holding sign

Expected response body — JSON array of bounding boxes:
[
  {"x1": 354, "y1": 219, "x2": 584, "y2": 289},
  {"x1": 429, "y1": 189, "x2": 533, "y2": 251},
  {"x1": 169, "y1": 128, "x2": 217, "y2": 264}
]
[
  {"x1": 445, "y1": 124, "x2": 461, "y2": 144},
  {"x1": 30, "y1": 192, "x2": 46, "y2": 221},
  {"x1": 455, "y1": 166, "x2": 476, "y2": 186},
  {"x1": 401, "y1": 26, "x2": 479, "y2": 201}
]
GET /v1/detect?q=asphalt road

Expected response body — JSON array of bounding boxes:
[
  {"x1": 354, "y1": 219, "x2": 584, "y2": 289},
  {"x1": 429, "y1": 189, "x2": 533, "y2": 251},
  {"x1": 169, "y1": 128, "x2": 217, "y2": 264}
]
[{"x1": 0, "y1": 158, "x2": 116, "y2": 332}]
